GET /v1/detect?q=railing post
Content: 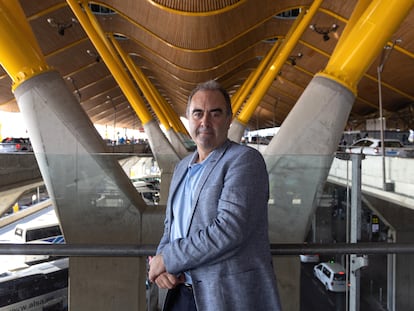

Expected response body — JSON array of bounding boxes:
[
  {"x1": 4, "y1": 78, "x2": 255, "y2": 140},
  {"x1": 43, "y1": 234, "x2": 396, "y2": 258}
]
[
  {"x1": 349, "y1": 153, "x2": 363, "y2": 311},
  {"x1": 387, "y1": 228, "x2": 396, "y2": 311}
]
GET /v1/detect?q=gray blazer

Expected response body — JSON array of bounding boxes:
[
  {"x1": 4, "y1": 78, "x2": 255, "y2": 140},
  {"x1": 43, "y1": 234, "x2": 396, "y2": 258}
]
[{"x1": 157, "y1": 140, "x2": 281, "y2": 311}]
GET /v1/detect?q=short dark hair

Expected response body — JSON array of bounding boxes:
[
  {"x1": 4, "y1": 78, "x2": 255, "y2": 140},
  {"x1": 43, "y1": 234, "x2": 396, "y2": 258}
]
[{"x1": 187, "y1": 80, "x2": 232, "y2": 116}]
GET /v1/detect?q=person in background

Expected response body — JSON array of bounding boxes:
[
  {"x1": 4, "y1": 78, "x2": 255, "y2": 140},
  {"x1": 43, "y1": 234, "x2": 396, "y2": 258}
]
[
  {"x1": 148, "y1": 80, "x2": 281, "y2": 311},
  {"x1": 408, "y1": 129, "x2": 414, "y2": 144}
]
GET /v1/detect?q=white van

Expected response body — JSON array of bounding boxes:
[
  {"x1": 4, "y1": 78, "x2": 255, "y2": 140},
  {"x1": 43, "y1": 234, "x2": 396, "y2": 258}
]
[{"x1": 313, "y1": 262, "x2": 347, "y2": 292}]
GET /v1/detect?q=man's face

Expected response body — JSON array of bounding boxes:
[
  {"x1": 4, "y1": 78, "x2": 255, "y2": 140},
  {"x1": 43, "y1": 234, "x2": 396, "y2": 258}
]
[{"x1": 187, "y1": 89, "x2": 231, "y2": 156}]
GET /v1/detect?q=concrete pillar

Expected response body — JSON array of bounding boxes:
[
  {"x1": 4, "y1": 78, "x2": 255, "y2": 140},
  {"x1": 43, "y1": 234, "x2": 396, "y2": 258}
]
[
  {"x1": 263, "y1": 76, "x2": 354, "y2": 311},
  {"x1": 143, "y1": 120, "x2": 181, "y2": 205},
  {"x1": 228, "y1": 119, "x2": 246, "y2": 143},
  {"x1": 165, "y1": 129, "x2": 190, "y2": 159},
  {"x1": 14, "y1": 70, "x2": 148, "y2": 310}
]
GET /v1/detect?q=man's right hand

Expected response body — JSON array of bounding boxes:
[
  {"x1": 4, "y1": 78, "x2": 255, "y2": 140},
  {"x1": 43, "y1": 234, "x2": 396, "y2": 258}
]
[{"x1": 154, "y1": 272, "x2": 185, "y2": 289}]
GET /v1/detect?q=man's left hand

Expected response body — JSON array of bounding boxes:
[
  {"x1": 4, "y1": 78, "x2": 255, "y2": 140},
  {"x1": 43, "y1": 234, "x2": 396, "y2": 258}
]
[{"x1": 148, "y1": 254, "x2": 166, "y2": 282}]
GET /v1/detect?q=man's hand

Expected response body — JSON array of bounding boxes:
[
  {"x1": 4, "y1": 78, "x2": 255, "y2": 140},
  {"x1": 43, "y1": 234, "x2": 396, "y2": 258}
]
[
  {"x1": 149, "y1": 254, "x2": 185, "y2": 289},
  {"x1": 148, "y1": 254, "x2": 166, "y2": 282},
  {"x1": 154, "y1": 272, "x2": 185, "y2": 289}
]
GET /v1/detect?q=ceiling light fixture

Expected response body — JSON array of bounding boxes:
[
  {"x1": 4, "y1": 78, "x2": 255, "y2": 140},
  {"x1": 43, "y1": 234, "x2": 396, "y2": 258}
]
[
  {"x1": 288, "y1": 52, "x2": 303, "y2": 66},
  {"x1": 47, "y1": 17, "x2": 78, "y2": 36},
  {"x1": 275, "y1": 71, "x2": 284, "y2": 84},
  {"x1": 87, "y1": 49, "x2": 101, "y2": 62},
  {"x1": 309, "y1": 23, "x2": 339, "y2": 41}
]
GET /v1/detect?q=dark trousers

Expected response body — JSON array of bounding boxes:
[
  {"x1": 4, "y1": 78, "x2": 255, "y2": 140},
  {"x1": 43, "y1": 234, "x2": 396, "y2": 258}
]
[{"x1": 163, "y1": 284, "x2": 197, "y2": 311}]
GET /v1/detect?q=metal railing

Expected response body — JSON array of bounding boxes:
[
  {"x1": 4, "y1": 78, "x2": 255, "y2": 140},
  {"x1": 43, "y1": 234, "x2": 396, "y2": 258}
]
[{"x1": 1, "y1": 242, "x2": 414, "y2": 257}]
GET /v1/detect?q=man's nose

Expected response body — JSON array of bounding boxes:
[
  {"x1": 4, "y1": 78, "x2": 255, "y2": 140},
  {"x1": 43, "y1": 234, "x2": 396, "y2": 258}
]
[{"x1": 200, "y1": 112, "x2": 211, "y2": 125}]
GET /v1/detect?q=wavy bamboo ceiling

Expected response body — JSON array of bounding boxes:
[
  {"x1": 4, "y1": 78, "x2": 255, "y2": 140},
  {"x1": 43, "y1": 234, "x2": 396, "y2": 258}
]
[{"x1": 1, "y1": 0, "x2": 414, "y2": 132}]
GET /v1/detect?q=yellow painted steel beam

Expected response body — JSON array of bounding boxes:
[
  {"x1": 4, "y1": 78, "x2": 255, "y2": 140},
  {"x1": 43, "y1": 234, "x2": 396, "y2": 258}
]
[
  {"x1": 26, "y1": 2, "x2": 68, "y2": 22},
  {"x1": 47, "y1": 37, "x2": 89, "y2": 58},
  {"x1": 132, "y1": 61, "x2": 186, "y2": 133},
  {"x1": 275, "y1": 65, "x2": 394, "y2": 112},
  {"x1": 318, "y1": 0, "x2": 414, "y2": 95},
  {"x1": 67, "y1": 0, "x2": 153, "y2": 124},
  {"x1": 229, "y1": 81, "x2": 246, "y2": 115},
  {"x1": 236, "y1": 0, "x2": 323, "y2": 126},
  {"x1": 0, "y1": 0, "x2": 52, "y2": 91},
  {"x1": 297, "y1": 39, "x2": 414, "y2": 104},
  {"x1": 109, "y1": 34, "x2": 171, "y2": 130},
  {"x1": 123, "y1": 57, "x2": 188, "y2": 134},
  {"x1": 113, "y1": 38, "x2": 188, "y2": 134},
  {"x1": 119, "y1": 44, "x2": 187, "y2": 134},
  {"x1": 394, "y1": 44, "x2": 414, "y2": 59},
  {"x1": 233, "y1": 6, "x2": 307, "y2": 119},
  {"x1": 333, "y1": 0, "x2": 372, "y2": 53},
  {"x1": 232, "y1": 8, "x2": 306, "y2": 117},
  {"x1": 147, "y1": 81, "x2": 189, "y2": 134},
  {"x1": 232, "y1": 40, "x2": 281, "y2": 117},
  {"x1": 231, "y1": 72, "x2": 255, "y2": 116},
  {"x1": 140, "y1": 80, "x2": 172, "y2": 130},
  {"x1": 364, "y1": 72, "x2": 414, "y2": 103}
]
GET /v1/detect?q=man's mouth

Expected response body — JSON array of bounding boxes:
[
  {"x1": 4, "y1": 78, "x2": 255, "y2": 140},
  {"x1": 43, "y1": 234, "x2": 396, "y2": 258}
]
[{"x1": 197, "y1": 129, "x2": 213, "y2": 135}]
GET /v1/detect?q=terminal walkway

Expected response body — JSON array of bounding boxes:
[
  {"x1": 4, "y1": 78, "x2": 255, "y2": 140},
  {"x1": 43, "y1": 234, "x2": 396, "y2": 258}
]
[{"x1": 328, "y1": 155, "x2": 414, "y2": 210}]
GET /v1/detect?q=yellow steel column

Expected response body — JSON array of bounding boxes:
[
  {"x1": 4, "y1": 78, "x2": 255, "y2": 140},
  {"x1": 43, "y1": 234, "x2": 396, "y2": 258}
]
[
  {"x1": 111, "y1": 34, "x2": 188, "y2": 135},
  {"x1": 85, "y1": 3, "x2": 189, "y2": 134},
  {"x1": 236, "y1": 0, "x2": 323, "y2": 125},
  {"x1": 125, "y1": 51, "x2": 187, "y2": 134},
  {"x1": 67, "y1": 0, "x2": 153, "y2": 124},
  {"x1": 0, "y1": 0, "x2": 52, "y2": 90},
  {"x1": 147, "y1": 81, "x2": 189, "y2": 134},
  {"x1": 232, "y1": 40, "x2": 281, "y2": 117},
  {"x1": 230, "y1": 77, "x2": 250, "y2": 115},
  {"x1": 232, "y1": 4, "x2": 309, "y2": 117},
  {"x1": 334, "y1": 0, "x2": 372, "y2": 52},
  {"x1": 318, "y1": 0, "x2": 414, "y2": 94},
  {"x1": 129, "y1": 62, "x2": 183, "y2": 133},
  {"x1": 109, "y1": 34, "x2": 171, "y2": 130},
  {"x1": 131, "y1": 64, "x2": 173, "y2": 130}
]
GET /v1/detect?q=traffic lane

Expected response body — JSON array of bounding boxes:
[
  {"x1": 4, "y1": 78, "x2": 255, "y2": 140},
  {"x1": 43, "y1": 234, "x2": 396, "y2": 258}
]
[
  {"x1": 301, "y1": 263, "x2": 345, "y2": 311},
  {"x1": 301, "y1": 262, "x2": 384, "y2": 311}
]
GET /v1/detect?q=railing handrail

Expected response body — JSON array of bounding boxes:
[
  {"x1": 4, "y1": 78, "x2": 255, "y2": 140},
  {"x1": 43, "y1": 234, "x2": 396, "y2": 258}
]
[{"x1": 1, "y1": 242, "x2": 414, "y2": 257}]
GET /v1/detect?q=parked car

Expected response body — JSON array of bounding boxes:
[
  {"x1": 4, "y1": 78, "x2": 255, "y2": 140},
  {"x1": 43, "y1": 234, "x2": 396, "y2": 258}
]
[
  {"x1": 345, "y1": 138, "x2": 405, "y2": 156},
  {"x1": 0, "y1": 137, "x2": 32, "y2": 152},
  {"x1": 299, "y1": 254, "x2": 320, "y2": 263},
  {"x1": 313, "y1": 262, "x2": 347, "y2": 292}
]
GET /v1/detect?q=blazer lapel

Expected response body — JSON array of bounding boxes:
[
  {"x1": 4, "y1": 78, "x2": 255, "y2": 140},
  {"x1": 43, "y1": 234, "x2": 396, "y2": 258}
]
[
  {"x1": 185, "y1": 140, "x2": 232, "y2": 234},
  {"x1": 166, "y1": 156, "x2": 192, "y2": 226}
]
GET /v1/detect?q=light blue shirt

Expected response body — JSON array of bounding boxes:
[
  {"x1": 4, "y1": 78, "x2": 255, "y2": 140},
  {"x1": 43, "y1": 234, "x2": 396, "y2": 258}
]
[{"x1": 170, "y1": 152, "x2": 210, "y2": 283}]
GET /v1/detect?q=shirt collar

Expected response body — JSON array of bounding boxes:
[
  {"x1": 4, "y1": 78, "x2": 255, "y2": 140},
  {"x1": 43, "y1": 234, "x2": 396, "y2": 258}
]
[{"x1": 189, "y1": 149, "x2": 216, "y2": 167}]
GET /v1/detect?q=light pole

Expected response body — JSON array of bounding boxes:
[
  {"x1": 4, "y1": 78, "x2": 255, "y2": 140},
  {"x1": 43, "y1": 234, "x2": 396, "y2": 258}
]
[
  {"x1": 106, "y1": 96, "x2": 116, "y2": 144},
  {"x1": 377, "y1": 40, "x2": 401, "y2": 191}
]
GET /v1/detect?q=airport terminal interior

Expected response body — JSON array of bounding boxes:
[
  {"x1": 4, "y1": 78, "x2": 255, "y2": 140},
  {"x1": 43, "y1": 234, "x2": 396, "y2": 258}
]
[{"x1": 1, "y1": 1, "x2": 414, "y2": 310}]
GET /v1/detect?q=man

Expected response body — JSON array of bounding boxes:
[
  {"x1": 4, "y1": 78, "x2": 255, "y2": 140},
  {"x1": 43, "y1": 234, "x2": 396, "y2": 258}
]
[{"x1": 149, "y1": 80, "x2": 281, "y2": 311}]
